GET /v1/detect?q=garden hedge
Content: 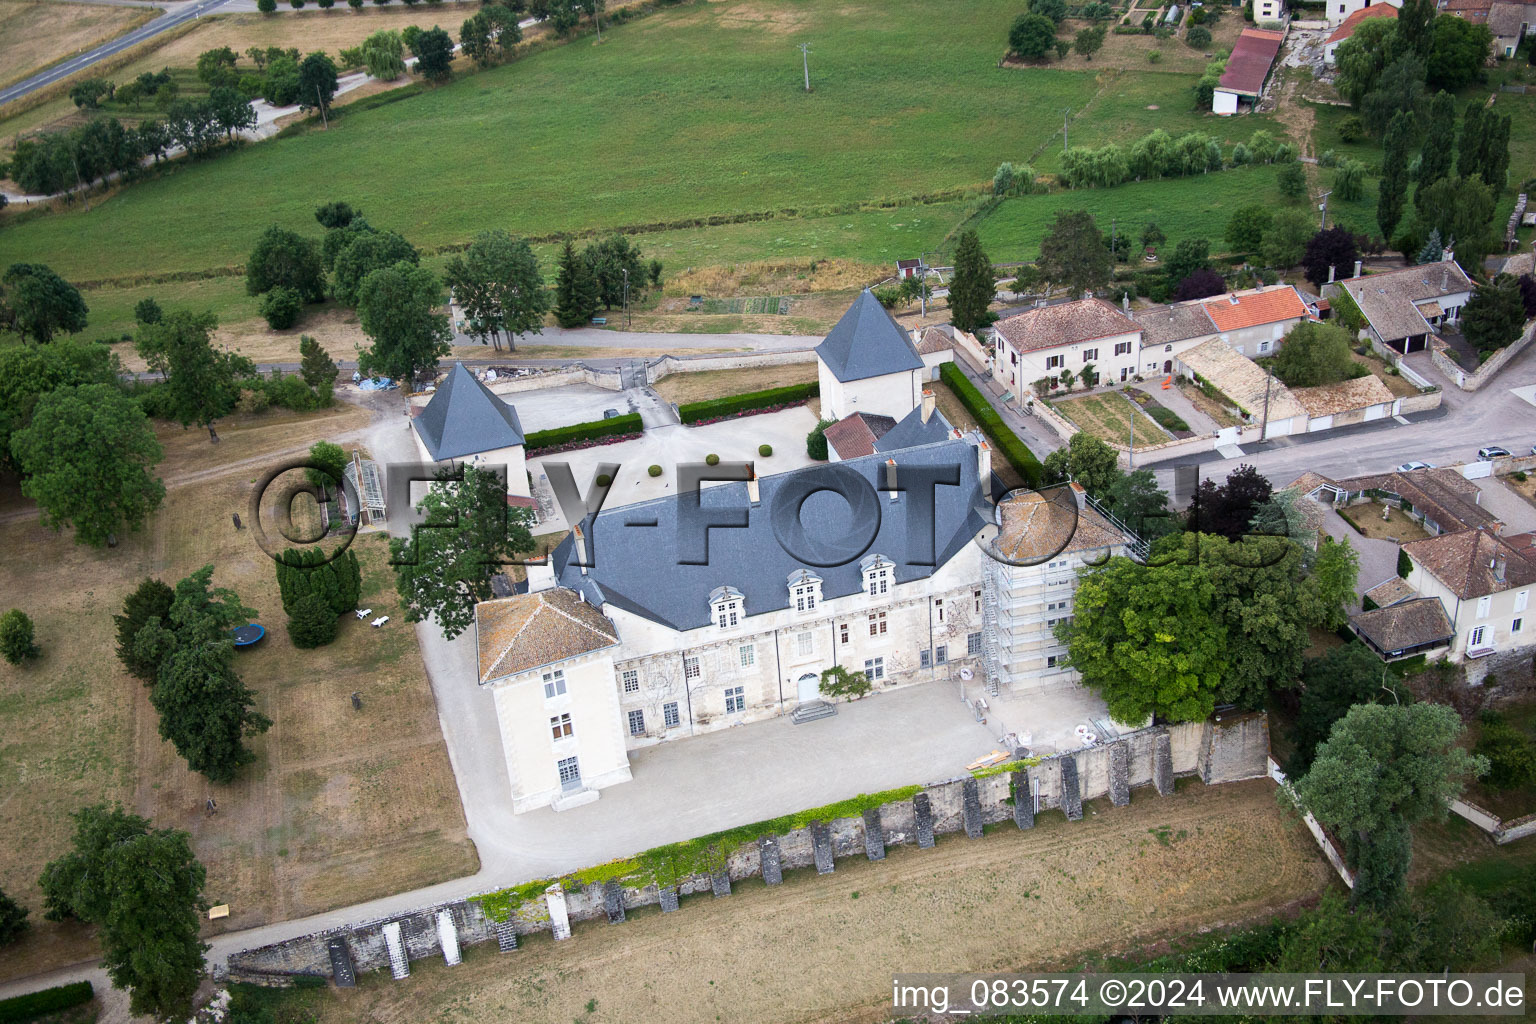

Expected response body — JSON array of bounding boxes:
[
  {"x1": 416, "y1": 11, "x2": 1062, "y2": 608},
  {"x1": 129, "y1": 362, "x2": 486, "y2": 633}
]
[
  {"x1": 524, "y1": 412, "x2": 644, "y2": 453},
  {"x1": 0, "y1": 981, "x2": 93, "y2": 1023},
  {"x1": 677, "y1": 381, "x2": 818, "y2": 425},
  {"x1": 938, "y1": 363, "x2": 1043, "y2": 487}
]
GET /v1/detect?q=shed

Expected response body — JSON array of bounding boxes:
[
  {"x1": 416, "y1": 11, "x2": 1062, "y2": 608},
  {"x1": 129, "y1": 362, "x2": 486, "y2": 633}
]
[{"x1": 1214, "y1": 29, "x2": 1284, "y2": 115}]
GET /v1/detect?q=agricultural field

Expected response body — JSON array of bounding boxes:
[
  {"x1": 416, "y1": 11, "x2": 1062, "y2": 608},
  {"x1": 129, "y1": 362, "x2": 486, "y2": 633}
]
[
  {"x1": 0, "y1": 403, "x2": 477, "y2": 982},
  {"x1": 1053, "y1": 389, "x2": 1169, "y2": 449},
  {"x1": 0, "y1": 0, "x2": 158, "y2": 92}
]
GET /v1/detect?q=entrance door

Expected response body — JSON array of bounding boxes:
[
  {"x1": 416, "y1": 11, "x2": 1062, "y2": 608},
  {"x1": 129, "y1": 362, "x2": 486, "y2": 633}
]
[
  {"x1": 797, "y1": 672, "x2": 820, "y2": 703},
  {"x1": 1163, "y1": 359, "x2": 1172, "y2": 374}
]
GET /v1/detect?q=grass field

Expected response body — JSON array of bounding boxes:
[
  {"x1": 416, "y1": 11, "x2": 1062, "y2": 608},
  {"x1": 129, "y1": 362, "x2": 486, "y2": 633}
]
[
  {"x1": 651, "y1": 361, "x2": 818, "y2": 405},
  {"x1": 1054, "y1": 390, "x2": 1169, "y2": 449},
  {"x1": 224, "y1": 778, "x2": 1333, "y2": 1024},
  {"x1": 0, "y1": 402, "x2": 477, "y2": 982},
  {"x1": 0, "y1": 0, "x2": 158, "y2": 92}
]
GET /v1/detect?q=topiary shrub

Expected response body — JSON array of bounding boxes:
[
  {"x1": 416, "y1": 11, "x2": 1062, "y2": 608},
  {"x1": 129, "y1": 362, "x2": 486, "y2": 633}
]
[
  {"x1": 704, "y1": 453, "x2": 720, "y2": 466},
  {"x1": 758, "y1": 444, "x2": 773, "y2": 457},
  {"x1": 806, "y1": 419, "x2": 833, "y2": 461},
  {"x1": 257, "y1": 0, "x2": 276, "y2": 11},
  {"x1": 647, "y1": 464, "x2": 662, "y2": 478},
  {"x1": 1398, "y1": 548, "x2": 1412, "y2": 579},
  {"x1": 0, "y1": 609, "x2": 39, "y2": 665},
  {"x1": 260, "y1": 286, "x2": 303, "y2": 330},
  {"x1": 1185, "y1": 25, "x2": 1211, "y2": 48},
  {"x1": 287, "y1": 592, "x2": 338, "y2": 649},
  {"x1": 595, "y1": 473, "x2": 612, "y2": 487}
]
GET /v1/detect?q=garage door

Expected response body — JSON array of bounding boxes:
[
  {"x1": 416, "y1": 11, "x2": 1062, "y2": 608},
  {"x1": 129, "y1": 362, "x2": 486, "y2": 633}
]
[
  {"x1": 1363, "y1": 404, "x2": 1387, "y2": 421},
  {"x1": 1309, "y1": 415, "x2": 1334, "y2": 432}
]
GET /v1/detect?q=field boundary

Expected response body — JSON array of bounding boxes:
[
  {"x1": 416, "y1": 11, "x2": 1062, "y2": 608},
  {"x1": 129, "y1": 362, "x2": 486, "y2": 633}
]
[{"x1": 0, "y1": 3, "x2": 162, "y2": 93}]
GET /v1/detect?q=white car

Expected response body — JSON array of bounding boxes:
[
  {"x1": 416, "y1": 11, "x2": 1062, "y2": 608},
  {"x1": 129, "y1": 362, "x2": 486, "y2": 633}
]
[{"x1": 1395, "y1": 461, "x2": 1433, "y2": 472}]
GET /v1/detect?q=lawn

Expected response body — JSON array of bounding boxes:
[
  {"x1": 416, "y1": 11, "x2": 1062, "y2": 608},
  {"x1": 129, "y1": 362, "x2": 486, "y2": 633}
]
[
  {"x1": 1460, "y1": 699, "x2": 1536, "y2": 821},
  {"x1": 218, "y1": 778, "x2": 1332, "y2": 1024},
  {"x1": 0, "y1": 402, "x2": 477, "y2": 982},
  {"x1": 652, "y1": 361, "x2": 818, "y2": 406},
  {"x1": 1054, "y1": 389, "x2": 1170, "y2": 449},
  {"x1": 0, "y1": 0, "x2": 157, "y2": 92}
]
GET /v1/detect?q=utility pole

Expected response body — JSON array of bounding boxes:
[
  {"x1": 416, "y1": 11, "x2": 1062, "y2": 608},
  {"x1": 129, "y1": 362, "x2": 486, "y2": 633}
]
[
  {"x1": 316, "y1": 83, "x2": 328, "y2": 129},
  {"x1": 1316, "y1": 190, "x2": 1332, "y2": 231},
  {"x1": 1110, "y1": 216, "x2": 1117, "y2": 264},
  {"x1": 622, "y1": 267, "x2": 629, "y2": 328},
  {"x1": 1259, "y1": 365, "x2": 1274, "y2": 441},
  {"x1": 798, "y1": 42, "x2": 812, "y2": 91}
]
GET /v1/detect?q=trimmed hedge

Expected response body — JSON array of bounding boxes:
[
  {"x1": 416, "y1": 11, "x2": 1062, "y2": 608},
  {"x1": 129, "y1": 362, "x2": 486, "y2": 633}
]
[
  {"x1": 938, "y1": 363, "x2": 1043, "y2": 487},
  {"x1": 0, "y1": 981, "x2": 93, "y2": 1023},
  {"x1": 677, "y1": 382, "x2": 818, "y2": 425},
  {"x1": 524, "y1": 412, "x2": 644, "y2": 453}
]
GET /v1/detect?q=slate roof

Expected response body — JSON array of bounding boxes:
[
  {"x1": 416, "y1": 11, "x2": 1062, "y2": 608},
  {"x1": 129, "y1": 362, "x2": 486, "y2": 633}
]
[
  {"x1": 475, "y1": 588, "x2": 620, "y2": 685},
  {"x1": 1134, "y1": 302, "x2": 1217, "y2": 348},
  {"x1": 815, "y1": 289, "x2": 924, "y2": 383},
  {"x1": 1291, "y1": 374, "x2": 1396, "y2": 418},
  {"x1": 1330, "y1": 261, "x2": 1472, "y2": 343},
  {"x1": 992, "y1": 298, "x2": 1138, "y2": 354},
  {"x1": 1331, "y1": 468, "x2": 1497, "y2": 535},
  {"x1": 1403, "y1": 528, "x2": 1536, "y2": 600},
  {"x1": 1326, "y1": 3, "x2": 1396, "y2": 44},
  {"x1": 1219, "y1": 29, "x2": 1284, "y2": 97},
  {"x1": 873, "y1": 404, "x2": 953, "y2": 454},
  {"x1": 551, "y1": 437, "x2": 990, "y2": 631},
  {"x1": 1202, "y1": 285, "x2": 1309, "y2": 332},
  {"x1": 1350, "y1": 598, "x2": 1456, "y2": 654},
  {"x1": 824, "y1": 412, "x2": 897, "y2": 460},
  {"x1": 413, "y1": 362, "x2": 526, "y2": 461}
]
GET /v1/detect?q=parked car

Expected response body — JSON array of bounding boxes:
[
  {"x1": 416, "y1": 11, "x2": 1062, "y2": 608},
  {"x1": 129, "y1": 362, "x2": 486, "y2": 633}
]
[
  {"x1": 1478, "y1": 446, "x2": 1512, "y2": 460},
  {"x1": 1396, "y1": 461, "x2": 1434, "y2": 472}
]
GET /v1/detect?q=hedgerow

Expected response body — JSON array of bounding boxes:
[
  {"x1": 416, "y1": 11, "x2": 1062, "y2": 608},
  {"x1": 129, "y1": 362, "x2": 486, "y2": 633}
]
[
  {"x1": 939, "y1": 363, "x2": 1043, "y2": 486},
  {"x1": 677, "y1": 382, "x2": 818, "y2": 425}
]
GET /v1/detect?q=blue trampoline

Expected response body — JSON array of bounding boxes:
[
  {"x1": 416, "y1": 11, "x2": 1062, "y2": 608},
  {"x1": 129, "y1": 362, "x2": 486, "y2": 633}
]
[{"x1": 232, "y1": 624, "x2": 266, "y2": 648}]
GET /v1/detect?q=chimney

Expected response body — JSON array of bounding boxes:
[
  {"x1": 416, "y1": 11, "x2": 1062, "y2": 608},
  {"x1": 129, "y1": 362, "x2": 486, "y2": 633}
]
[
  {"x1": 1493, "y1": 553, "x2": 1507, "y2": 584},
  {"x1": 746, "y1": 467, "x2": 760, "y2": 506},
  {"x1": 976, "y1": 439, "x2": 992, "y2": 483},
  {"x1": 1442, "y1": 266, "x2": 1449, "y2": 291},
  {"x1": 573, "y1": 524, "x2": 589, "y2": 575},
  {"x1": 526, "y1": 556, "x2": 556, "y2": 594},
  {"x1": 1327, "y1": 264, "x2": 1336, "y2": 284},
  {"x1": 885, "y1": 458, "x2": 899, "y2": 501},
  {"x1": 1353, "y1": 260, "x2": 1362, "y2": 278},
  {"x1": 920, "y1": 389, "x2": 936, "y2": 424},
  {"x1": 1122, "y1": 292, "x2": 1130, "y2": 313}
]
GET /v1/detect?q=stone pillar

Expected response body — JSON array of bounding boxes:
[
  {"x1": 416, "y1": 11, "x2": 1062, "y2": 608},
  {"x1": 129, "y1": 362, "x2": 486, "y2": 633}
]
[
  {"x1": 811, "y1": 821, "x2": 834, "y2": 874},
  {"x1": 603, "y1": 880, "x2": 626, "y2": 924},
  {"x1": 758, "y1": 836, "x2": 783, "y2": 884},
  {"x1": 493, "y1": 921, "x2": 519, "y2": 952},
  {"x1": 1060, "y1": 755, "x2": 1083, "y2": 821},
  {"x1": 326, "y1": 937, "x2": 356, "y2": 987},
  {"x1": 1153, "y1": 731, "x2": 1175, "y2": 796},
  {"x1": 436, "y1": 909, "x2": 461, "y2": 966},
  {"x1": 657, "y1": 886, "x2": 680, "y2": 913},
  {"x1": 913, "y1": 793, "x2": 935, "y2": 848},
  {"x1": 962, "y1": 778, "x2": 984, "y2": 838},
  {"x1": 710, "y1": 870, "x2": 732, "y2": 897},
  {"x1": 862, "y1": 807, "x2": 886, "y2": 860},
  {"x1": 382, "y1": 921, "x2": 409, "y2": 979},
  {"x1": 1108, "y1": 741, "x2": 1130, "y2": 808},
  {"x1": 545, "y1": 883, "x2": 572, "y2": 941},
  {"x1": 1012, "y1": 767, "x2": 1034, "y2": 830}
]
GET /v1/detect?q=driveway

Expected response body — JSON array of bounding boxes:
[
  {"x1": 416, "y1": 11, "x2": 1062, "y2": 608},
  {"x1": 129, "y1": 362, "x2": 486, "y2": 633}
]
[
  {"x1": 1320, "y1": 510, "x2": 1401, "y2": 604},
  {"x1": 1133, "y1": 378, "x2": 1219, "y2": 436}
]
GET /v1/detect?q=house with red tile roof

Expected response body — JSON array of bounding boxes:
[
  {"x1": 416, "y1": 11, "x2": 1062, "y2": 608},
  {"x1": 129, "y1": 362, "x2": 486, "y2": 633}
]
[
  {"x1": 1325, "y1": 4, "x2": 1398, "y2": 62},
  {"x1": 1326, "y1": 0, "x2": 1402, "y2": 26},
  {"x1": 1213, "y1": 29, "x2": 1283, "y2": 115}
]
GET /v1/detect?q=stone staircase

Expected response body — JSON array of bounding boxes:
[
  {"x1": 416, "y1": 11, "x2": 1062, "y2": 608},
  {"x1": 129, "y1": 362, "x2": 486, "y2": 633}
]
[{"x1": 790, "y1": 700, "x2": 837, "y2": 724}]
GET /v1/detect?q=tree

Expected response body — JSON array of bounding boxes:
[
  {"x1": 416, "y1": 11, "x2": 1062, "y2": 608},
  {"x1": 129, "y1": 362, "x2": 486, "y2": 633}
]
[
  {"x1": 1262, "y1": 208, "x2": 1314, "y2": 269},
  {"x1": 1295, "y1": 703, "x2": 1485, "y2": 908},
  {"x1": 0, "y1": 263, "x2": 89, "y2": 343},
  {"x1": 12, "y1": 384, "x2": 165, "y2": 547},
  {"x1": 819, "y1": 664, "x2": 872, "y2": 700},
  {"x1": 298, "y1": 335, "x2": 339, "y2": 393},
  {"x1": 362, "y1": 29, "x2": 407, "y2": 79},
  {"x1": 0, "y1": 609, "x2": 39, "y2": 665},
  {"x1": 1473, "y1": 712, "x2": 1536, "y2": 790},
  {"x1": 1103, "y1": 469, "x2": 1177, "y2": 541},
  {"x1": 484, "y1": 3, "x2": 524, "y2": 58},
  {"x1": 443, "y1": 230, "x2": 550, "y2": 351},
  {"x1": 314, "y1": 200, "x2": 356, "y2": 229},
  {"x1": 1041, "y1": 433, "x2": 1118, "y2": 498},
  {"x1": 287, "y1": 591, "x2": 339, "y2": 649},
  {"x1": 1332, "y1": 157, "x2": 1367, "y2": 202},
  {"x1": 1173, "y1": 268, "x2": 1225, "y2": 301},
  {"x1": 331, "y1": 229, "x2": 418, "y2": 306},
  {"x1": 1396, "y1": 0, "x2": 1436, "y2": 57},
  {"x1": 356, "y1": 261, "x2": 452, "y2": 390},
  {"x1": 1427, "y1": 16, "x2": 1492, "y2": 91},
  {"x1": 245, "y1": 225, "x2": 325, "y2": 302},
  {"x1": 306, "y1": 439, "x2": 348, "y2": 491},
  {"x1": 1415, "y1": 91, "x2": 1457, "y2": 211},
  {"x1": 0, "y1": 889, "x2": 27, "y2": 947},
  {"x1": 135, "y1": 311, "x2": 254, "y2": 441},
  {"x1": 1378, "y1": 110, "x2": 1414, "y2": 244},
  {"x1": 553, "y1": 238, "x2": 599, "y2": 328},
  {"x1": 948, "y1": 229, "x2": 998, "y2": 332},
  {"x1": 1186, "y1": 463, "x2": 1272, "y2": 540},
  {"x1": 260, "y1": 286, "x2": 303, "y2": 330},
  {"x1": 1029, "y1": 0, "x2": 1067, "y2": 23},
  {"x1": 69, "y1": 78, "x2": 114, "y2": 108},
  {"x1": 1186, "y1": 24, "x2": 1211, "y2": 48},
  {"x1": 1073, "y1": 25, "x2": 1106, "y2": 59},
  {"x1": 1416, "y1": 175, "x2": 1496, "y2": 271},
  {"x1": 1518, "y1": 274, "x2": 1536, "y2": 320},
  {"x1": 115, "y1": 577, "x2": 175, "y2": 683},
  {"x1": 1461, "y1": 274, "x2": 1527, "y2": 353},
  {"x1": 1457, "y1": 103, "x2": 1511, "y2": 191},
  {"x1": 1008, "y1": 12, "x2": 1057, "y2": 58},
  {"x1": 297, "y1": 52, "x2": 339, "y2": 116},
  {"x1": 1361, "y1": 55, "x2": 1426, "y2": 138},
  {"x1": 134, "y1": 297, "x2": 164, "y2": 325},
  {"x1": 0, "y1": 338, "x2": 119, "y2": 474},
  {"x1": 461, "y1": 12, "x2": 495, "y2": 67},
  {"x1": 1139, "y1": 221, "x2": 1166, "y2": 256},
  {"x1": 1291, "y1": 644, "x2": 1398, "y2": 775},
  {"x1": 411, "y1": 26, "x2": 455, "y2": 82},
  {"x1": 1276, "y1": 160, "x2": 1307, "y2": 201},
  {"x1": 1162, "y1": 237, "x2": 1210, "y2": 289},
  {"x1": 39, "y1": 804, "x2": 208, "y2": 1020},
  {"x1": 1225, "y1": 206, "x2": 1272, "y2": 255},
  {"x1": 1301, "y1": 226, "x2": 1360, "y2": 290},
  {"x1": 1336, "y1": 21, "x2": 1399, "y2": 108},
  {"x1": 258, "y1": 0, "x2": 276, "y2": 11},
  {"x1": 1037, "y1": 211, "x2": 1110, "y2": 300},
  {"x1": 806, "y1": 418, "x2": 833, "y2": 460},
  {"x1": 581, "y1": 235, "x2": 648, "y2": 310},
  {"x1": 390, "y1": 465, "x2": 535, "y2": 639},
  {"x1": 1270, "y1": 320, "x2": 1357, "y2": 387}
]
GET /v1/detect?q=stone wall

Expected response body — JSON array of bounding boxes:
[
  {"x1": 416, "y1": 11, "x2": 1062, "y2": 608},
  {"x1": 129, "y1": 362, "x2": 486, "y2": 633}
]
[
  {"x1": 1394, "y1": 389, "x2": 1443, "y2": 414},
  {"x1": 644, "y1": 349, "x2": 817, "y2": 384},
  {"x1": 1431, "y1": 321, "x2": 1535, "y2": 392},
  {"x1": 226, "y1": 714, "x2": 1271, "y2": 983}
]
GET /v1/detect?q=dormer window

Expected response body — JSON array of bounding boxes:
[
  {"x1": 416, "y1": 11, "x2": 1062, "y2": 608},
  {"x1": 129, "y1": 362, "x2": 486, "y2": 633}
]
[
  {"x1": 787, "y1": 569, "x2": 822, "y2": 612},
  {"x1": 861, "y1": 553, "x2": 894, "y2": 599},
  {"x1": 709, "y1": 586, "x2": 743, "y2": 629}
]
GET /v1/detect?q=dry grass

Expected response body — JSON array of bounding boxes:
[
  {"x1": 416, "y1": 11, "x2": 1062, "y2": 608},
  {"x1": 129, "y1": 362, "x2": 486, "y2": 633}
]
[
  {"x1": 1175, "y1": 377, "x2": 1245, "y2": 429},
  {"x1": 1350, "y1": 351, "x2": 1422, "y2": 399},
  {"x1": 1336, "y1": 502, "x2": 1431, "y2": 543},
  {"x1": 258, "y1": 778, "x2": 1332, "y2": 1024},
  {"x1": 1054, "y1": 390, "x2": 1168, "y2": 449},
  {"x1": 652, "y1": 362, "x2": 818, "y2": 405},
  {"x1": 664, "y1": 259, "x2": 880, "y2": 298},
  {"x1": 0, "y1": 401, "x2": 476, "y2": 982},
  {"x1": 0, "y1": 0, "x2": 157, "y2": 91}
]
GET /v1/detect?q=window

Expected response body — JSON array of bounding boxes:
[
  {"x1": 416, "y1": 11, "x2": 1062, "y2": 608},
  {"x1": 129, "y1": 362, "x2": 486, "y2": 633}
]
[
  {"x1": 936, "y1": 645, "x2": 948, "y2": 665},
  {"x1": 684, "y1": 656, "x2": 700, "y2": 680},
  {"x1": 1516, "y1": 590, "x2": 1529, "y2": 613},
  {"x1": 920, "y1": 648, "x2": 932, "y2": 669},
  {"x1": 1258, "y1": 340, "x2": 1271, "y2": 354},
  {"x1": 1010, "y1": 351, "x2": 1017, "y2": 365},
  {"x1": 867, "y1": 568, "x2": 890, "y2": 596},
  {"x1": 1120, "y1": 367, "x2": 1130, "y2": 382},
  {"x1": 1469, "y1": 625, "x2": 1488, "y2": 650},
  {"x1": 549, "y1": 713, "x2": 573, "y2": 741},
  {"x1": 1514, "y1": 617, "x2": 1524, "y2": 634},
  {"x1": 716, "y1": 604, "x2": 740, "y2": 628},
  {"x1": 935, "y1": 598, "x2": 944, "y2": 623},
  {"x1": 1046, "y1": 655, "x2": 1058, "y2": 668},
  {"x1": 739, "y1": 644, "x2": 756, "y2": 668},
  {"x1": 797, "y1": 631, "x2": 814, "y2": 657},
  {"x1": 542, "y1": 670, "x2": 566, "y2": 699},
  {"x1": 621, "y1": 669, "x2": 639, "y2": 694},
  {"x1": 794, "y1": 584, "x2": 817, "y2": 611},
  {"x1": 627, "y1": 709, "x2": 645, "y2": 736},
  {"x1": 724, "y1": 686, "x2": 745, "y2": 714},
  {"x1": 1114, "y1": 341, "x2": 1132, "y2": 356},
  {"x1": 973, "y1": 589, "x2": 982, "y2": 614},
  {"x1": 864, "y1": 657, "x2": 885, "y2": 681},
  {"x1": 557, "y1": 756, "x2": 581, "y2": 792},
  {"x1": 868, "y1": 611, "x2": 888, "y2": 636},
  {"x1": 1476, "y1": 596, "x2": 1492, "y2": 619},
  {"x1": 1082, "y1": 348, "x2": 1097, "y2": 362},
  {"x1": 839, "y1": 622, "x2": 850, "y2": 644},
  {"x1": 967, "y1": 631, "x2": 982, "y2": 656},
  {"x1": 1046, "y1": 355, "x2": 1064, "y2": 370},
  {"x1": 1164, "y1": 344, "x2": 1172, "y2": 352},
  {"x1": 663, "y1": 701, "x2": 680, "y2": 728}
]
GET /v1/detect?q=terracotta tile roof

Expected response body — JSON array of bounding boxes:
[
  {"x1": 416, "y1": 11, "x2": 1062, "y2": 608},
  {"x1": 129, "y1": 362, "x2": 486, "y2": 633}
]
[
  {"x1": 1443, "y1": 0, "x2": 1493, "y2": 12},
  {"x1": 1331, "y1": 468, "x2": 1497, "y2": 535},
  {"x1": 916, "y1": 327, "x2": 955, "y2": 355},
  {"x1": 991, "y1": 483, "x2": 1131, "y2": 562},
  {"x1": 1402, "y1": 528, "x2": 1536, "y2": 600},
  {"x1": 823, "y1": 412, "x2": 896, "y2": 460},
  {"x1": 1504, "y1": 531, "x2": 1536, "y2": 564},
  {"x1": 1219, "y1": 29, "x2": 1284, "y2": 97},
  {"x1": 1350, "y1": 598, "x2": 1456, "y2": 654},
  {"x1": 1202, "y1": 285, "x2": 1308, "y2": 332},
  {"x1": 1365, "y1": 576, "x2": 1416, "y2": 608},
  {"x1": 993, "y1": 298, "x2": 1138, "y2": 354},
  {"x1": 1133, "y1": 302, "x2": 1217, "y2": 347},
  {"x1": 475, "y1": 588, "x2": 620, "y2": 685},
  {"x1": 1291, "y1": 374, "x2": 1396, "y2": 418},
  {"x1": 1327, "y1": 261, "x2": 1472, "y2": 343},
  {"x1": 1288, "y1": 471, "x2": 1333, "y2": 495},
  {"x1": 1326, "y1": 3, "x2": 1396, "y2": 44}
]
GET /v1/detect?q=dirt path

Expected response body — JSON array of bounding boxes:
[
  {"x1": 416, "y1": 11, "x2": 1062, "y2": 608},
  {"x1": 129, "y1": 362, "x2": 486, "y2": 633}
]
[
  {"x1": 293, "y1": 779, "x2": 1332, "y2": 1024},
  {"x1": 1272, "y1": 69, "x2": 1318, "y2": 161}
]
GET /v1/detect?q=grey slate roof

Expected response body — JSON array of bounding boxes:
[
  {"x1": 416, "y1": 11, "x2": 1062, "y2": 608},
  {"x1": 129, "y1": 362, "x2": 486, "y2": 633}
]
[
  {"x1": 413, "y1": 362, "x2": 526, "y2": 461},
  {"x1": 873, "y1": 405, "x2": 953, "y2": 454},
  {"x1": 552, "y1": 436, "x2": 989, "y2": 631},
  {"x1": 815, "y1": 289, "x2": 925, "y2": 383}
]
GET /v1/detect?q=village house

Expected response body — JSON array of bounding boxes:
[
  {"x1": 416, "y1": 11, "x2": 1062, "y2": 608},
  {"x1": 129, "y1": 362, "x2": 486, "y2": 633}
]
[
  {"x1": 1328, "y1": 0, "x2": 1403, "y2": 23},
  {"x1": 1400, "y1": 529, "x2": 1536, "y2": 661},
  {"x1": 1324, "y1": 260, "x2": 1473, "y2": 355},
  {"x1": 1293, "y1": 467, "x2": 1500, "y2": 537},
  {"x1": 1324, "y1": 4, "x2": 1399, "y2": 63}
]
